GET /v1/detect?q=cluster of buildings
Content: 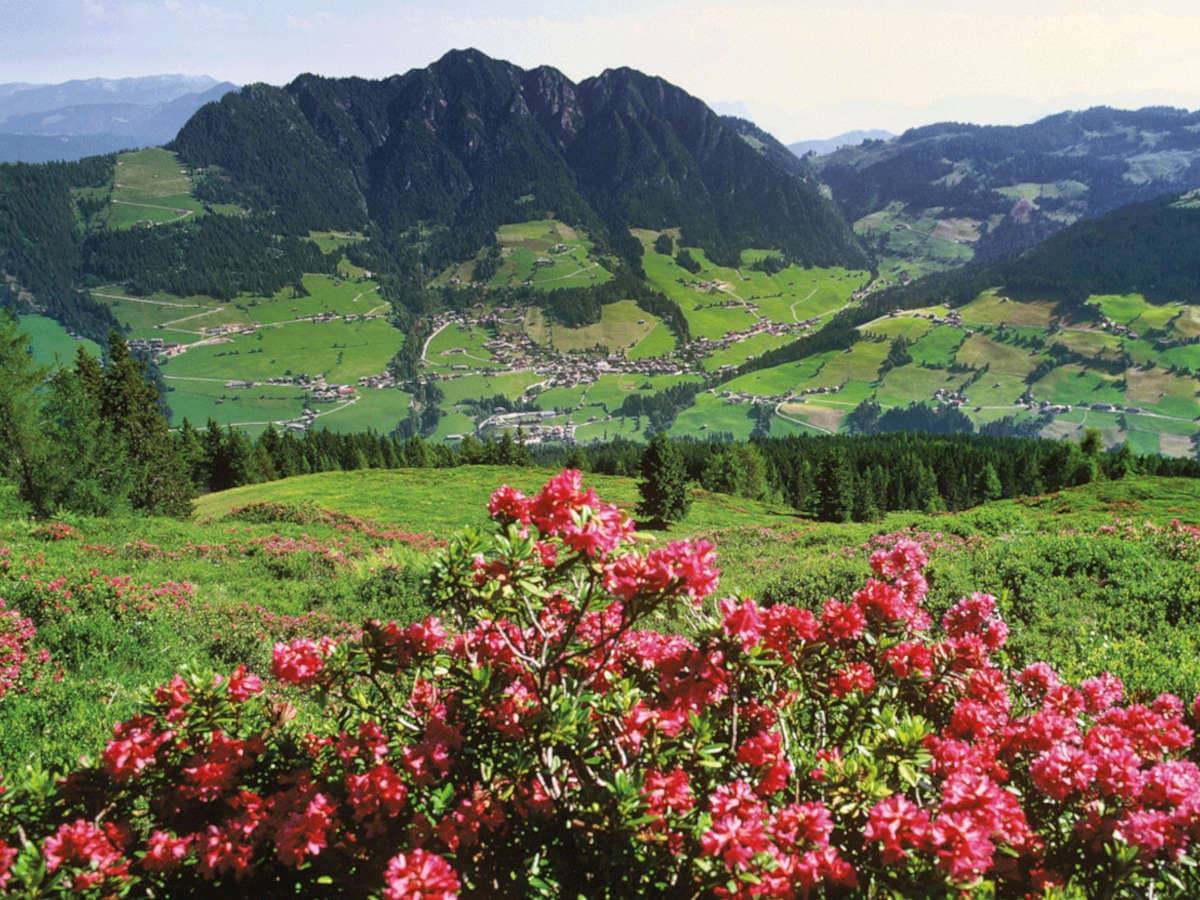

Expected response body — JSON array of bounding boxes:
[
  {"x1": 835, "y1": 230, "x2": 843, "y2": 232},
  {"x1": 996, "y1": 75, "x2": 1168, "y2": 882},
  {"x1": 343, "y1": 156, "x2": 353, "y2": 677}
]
[
  {"x1": 932, "y1": 388, "x2": 967, "y2": 407},
  {"x1": 693, "y1": 317, "x2": 817, "y2": 367},
  {"x1": 129, "y1": 337, "x2": 183, "y2": 357}
]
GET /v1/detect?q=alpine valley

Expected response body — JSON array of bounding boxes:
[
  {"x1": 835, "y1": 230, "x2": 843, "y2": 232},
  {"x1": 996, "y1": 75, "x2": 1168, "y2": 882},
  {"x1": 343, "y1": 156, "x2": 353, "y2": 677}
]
[{"x1": 2, "y1": 48, "x2": 1200, "y2": 459}]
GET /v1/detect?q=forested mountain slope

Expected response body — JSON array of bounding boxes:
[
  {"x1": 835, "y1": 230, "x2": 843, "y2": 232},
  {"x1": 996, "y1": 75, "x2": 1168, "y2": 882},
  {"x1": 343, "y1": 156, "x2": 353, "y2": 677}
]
[{"x1": 171, "y1": 49, "x2": 867, "y2": 269}]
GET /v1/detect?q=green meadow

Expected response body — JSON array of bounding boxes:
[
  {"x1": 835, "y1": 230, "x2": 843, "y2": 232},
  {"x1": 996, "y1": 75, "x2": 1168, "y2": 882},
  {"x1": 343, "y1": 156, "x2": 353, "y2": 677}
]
[{"x1": 100, "y1": 148, "x2": 207, "y2": 229}]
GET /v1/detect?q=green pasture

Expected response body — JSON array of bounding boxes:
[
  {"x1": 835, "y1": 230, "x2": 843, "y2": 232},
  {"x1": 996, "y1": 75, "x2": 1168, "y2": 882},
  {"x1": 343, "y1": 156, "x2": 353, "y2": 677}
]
[
  {"x1": 309, "y1": 231, "x2": 366, "y2": 253},
  {"x1": 425, "y1": 323, "x2": 500, "y2": 370},
  {"x1": 1051, "y1": 329, "x2": 1123, "y2": 359},
  {"x1": 1031, "y1": 365, "x2": 1125, "y2": 407},
  {"x1": 160, "y1": 318, "x2": 403, "y2": 383},
  {"x1": 524, "y1": 300, "x2": 659, "y2": 353},
  {"x1": 956, "y1": 333, "x2": 1040, "y2": 378},
  {"x1": 458, "y1": 219, "x2": 613, "y2": 291},
  {"x1": 16, "y1": 315, "x2": 101, "y2": 367},
  {"x1": 164, "y1": 378, "x2": 308, "y2": 428},
  {"x1": 628, "y1": 322, "x2": 677, "y2": 359},
  {"x1": 722, "y1": 353, "x2": 831, "y2": 396},
  {"x1": 1123, "y1": 368, "x2": 1200, "y2": 419},
  {"x1": 875, "y1": 364, "x2": 966, "y2": 408},
  {"x1": 858, "y1": 315, "x2": 934, "y2": 342},
  {"x1": 959, "y1": 292, "x2": 1057, "y2": 329},
  {"x1": 100, "y1": 148, "x2": 206, "y2": 229},
  {"x1": 960, "y1": 373, "x2": 1029, "y2": 410},
  {"x1": 909, "y1": 325, "x2": 966, "y2": 366},
  {"x1": 701, "y1": 332, "x2": 792, "y2": 371},
  {"x1": 437, "y1": 371, "x2": 544, "y2": 405},
  {"x1": 311, "y1": 388, "x2": 414, "y2": 434},
  {"x1": 670, "y1": 392, "x2": 758, "y2": 441}
]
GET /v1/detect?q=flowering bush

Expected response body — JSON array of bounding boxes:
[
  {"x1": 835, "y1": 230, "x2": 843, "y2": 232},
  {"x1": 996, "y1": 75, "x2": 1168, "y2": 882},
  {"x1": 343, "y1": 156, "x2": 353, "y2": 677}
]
[{"x1": 2, "y1": 470, "x2": 1200, "y2": 896}]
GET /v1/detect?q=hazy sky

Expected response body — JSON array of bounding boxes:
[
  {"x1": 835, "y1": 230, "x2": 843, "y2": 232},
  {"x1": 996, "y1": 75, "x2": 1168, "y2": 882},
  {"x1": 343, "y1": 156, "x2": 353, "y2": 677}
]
[{"x1": 4, "y1": 0, "x2": 1200, "y2": 140}]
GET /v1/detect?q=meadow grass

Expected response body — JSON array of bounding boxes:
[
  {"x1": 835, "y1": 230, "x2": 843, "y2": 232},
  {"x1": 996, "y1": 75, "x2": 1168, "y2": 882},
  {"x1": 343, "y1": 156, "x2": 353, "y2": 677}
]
[
  {"x1": 1124, "y1": 368, "x2": 1200, "y2": 419},
  {"x1": 311, "y1": 388, "x2": 414, "y2": 434},
  {"x1": 875, "y1": 363, "x2": 966, "y2": 408},
  {"x1": 1031, "y1": 365, "x2": 1126, "y2": 407},
  {"x1": 671, "y1": 392, "x2": 757, "y2": 440},
  {"x1": 16, "y1": 315, "x2": 101, "y2": 366},
  {"x1": 959, "y1": 292, "x2": 1056, "y2": 328},
  {"x1": 160, "y1": 319, "x2": 403, "y2": 384},
  {"x1": 524, "y1": 300, "x2": 659, "y2": 353},
  {"x1": 910, "y1": 325, "x2": 966, "y2": 366},
  {"x1": 858, "y1": 315, "x2": 934, "y2": 341},
  {"x1": 955, "y1": 333, "x2": 1040, "y2": 377},
  {"x1": 164, "y1": 379, "x2": 308, "y2": 427},
  {"x1": 700, "y1": 332, "x2": 792, "y2": 371},
  {"x1": 425, "y1": 323, "x2": 500, "y2": 370},
  {"x1": 628, "y1": 322, "x2": 676, "y2": 359},
  {"x1": 101, "y1": 148, "x2": 206, "y2": 229}
]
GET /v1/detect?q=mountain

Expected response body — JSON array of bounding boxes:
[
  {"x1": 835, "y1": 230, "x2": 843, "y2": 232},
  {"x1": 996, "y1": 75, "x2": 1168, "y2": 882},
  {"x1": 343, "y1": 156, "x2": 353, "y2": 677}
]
[
  {"x1": 0, "y1": 75, "x2": 221, "y2": 120},
  {"x1": 811, "y1": 106, "x2": 1200, "y2": 267},
  {"x1": 788, "y1": 129, "x2": 893, "y2": 157},
  {"x1": 0, "y1": 77, "x2": 237, "y2": 163},
  {"x1": 170, "y1": 49, "x2": 867, "y2": 269}
]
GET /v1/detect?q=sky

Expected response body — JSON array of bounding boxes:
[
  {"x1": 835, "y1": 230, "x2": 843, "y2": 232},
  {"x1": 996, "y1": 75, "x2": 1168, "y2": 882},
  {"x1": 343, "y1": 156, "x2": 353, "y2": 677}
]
[{"x1": 3, "y1": 0, "x2": 1200, "y2": 141}]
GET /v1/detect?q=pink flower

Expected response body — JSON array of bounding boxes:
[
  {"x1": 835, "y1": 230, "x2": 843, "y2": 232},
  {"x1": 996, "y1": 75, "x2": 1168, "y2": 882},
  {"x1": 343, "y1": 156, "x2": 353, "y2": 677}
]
[
  {"x1": 225, "y1": 664, "x2": 263, "y2": 703},
  {"x1": 864, "y1": 795, "x2": 931, "y2": 863},
  {"x1": 141, "y1": 831, "x2": 192, "y2": 873},
  {"x1": 382, "y1": 848, "x2": 460, "y2": 899},
  {"x1": 0, "y1": 838, "x2": 16, "y2": 889},
  {"x1": 487, "y1": 484, "x2": 530, "y2": 524},
  {"x1": 272, "y1": 637, "x2": 335, "y2": 686},
  {"x1": 821, "y1": 598, "x2": 865, "y2": 642},
  {"x1": 275, "y1": 792, "x2": 337, "y2": 867},
  {"x1": 829, "y1": 662, "x2": 875, "y2": 698}
]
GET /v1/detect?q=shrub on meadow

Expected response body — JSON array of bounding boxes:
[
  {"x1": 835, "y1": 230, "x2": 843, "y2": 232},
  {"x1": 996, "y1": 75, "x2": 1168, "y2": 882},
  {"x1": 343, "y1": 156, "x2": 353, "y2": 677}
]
[{"x1": 1, "y1": 471, "x2": 1200, "y2": 896}]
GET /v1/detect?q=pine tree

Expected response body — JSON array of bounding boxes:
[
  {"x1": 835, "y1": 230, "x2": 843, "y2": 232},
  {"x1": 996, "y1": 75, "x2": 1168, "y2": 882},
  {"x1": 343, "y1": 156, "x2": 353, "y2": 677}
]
[
  {"x1": 0, "y1": 315, "x2": 51, "y2": 513},
  {"x1": 100, "y1": 333, "x2": 193, "y2": 515},
  {"x1": 43, "y1": 369, "x2": 133, "y2": 515},
  {"x1": 637, "y1": 433, "x2": 691, "y2": 527},
  {"x1": 976, "y1": 462, "x2": 1003, "y2": 502},
  {"x1": 815, "y1": 449, "x2": 854, "y2": 522}
]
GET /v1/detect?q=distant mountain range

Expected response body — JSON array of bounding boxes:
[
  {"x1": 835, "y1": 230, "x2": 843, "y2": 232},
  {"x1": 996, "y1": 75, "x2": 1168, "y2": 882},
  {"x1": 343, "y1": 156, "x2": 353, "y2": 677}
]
[
  {"x1": 0, "y1": 75, "x2": 237, "y2": 163},
  {"x1": 170, "y1": 49, "x2": 867, "y2": 269},
  {"x1": 788, "y1": 130, "x2": 893, "y2": 157},
  {"x1": 811, "y1": 106, "x2": 1200, "y2": 262}
]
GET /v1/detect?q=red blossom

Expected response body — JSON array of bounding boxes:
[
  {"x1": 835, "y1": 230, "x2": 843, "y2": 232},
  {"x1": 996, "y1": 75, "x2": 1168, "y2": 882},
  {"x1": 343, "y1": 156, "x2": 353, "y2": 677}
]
[{"x1": 382, "y1": 848, "x2": 460, "y2": 900}]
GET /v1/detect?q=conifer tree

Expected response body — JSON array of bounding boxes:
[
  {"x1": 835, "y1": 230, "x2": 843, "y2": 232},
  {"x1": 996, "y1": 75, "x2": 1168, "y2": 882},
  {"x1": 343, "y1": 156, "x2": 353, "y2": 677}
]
[
  {"x1": 0, "y1": 315, "x2": 50, "y2": 513},
  {"x1": 100, "y1": 333, "x2": 193, "y2": 515},
  {"x1": 637, "y1": 433, "x2": 691, "y2": 527},
  {"x1": 815, "y1": 449, "x2": 854, "y2": 522}
]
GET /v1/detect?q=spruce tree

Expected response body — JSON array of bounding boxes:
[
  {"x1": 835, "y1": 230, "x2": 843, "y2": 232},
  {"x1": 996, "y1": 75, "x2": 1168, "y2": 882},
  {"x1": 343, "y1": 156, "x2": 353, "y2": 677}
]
[
  {"x1": 815, "y1": 449, "x2": 854, "y2": 522},
  {"x1": 100, "y1": 333, "x2": 193, "y2": 515},
  {"x1": 0, "y1": 315, "x2": 51, "y2": 513},
  {"x1": 637, "y1": 433, "x2": 691, "y2": 527}
]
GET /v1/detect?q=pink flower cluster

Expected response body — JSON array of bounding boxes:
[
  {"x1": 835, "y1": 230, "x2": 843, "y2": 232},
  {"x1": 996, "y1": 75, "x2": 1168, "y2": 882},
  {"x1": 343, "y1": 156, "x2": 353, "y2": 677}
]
[
  {"x1": 0, "y1": 598, "x2": 38, "y2": 699},
  {"x1": 488, "y1": 470, "x2": 635, "y2": 558}
]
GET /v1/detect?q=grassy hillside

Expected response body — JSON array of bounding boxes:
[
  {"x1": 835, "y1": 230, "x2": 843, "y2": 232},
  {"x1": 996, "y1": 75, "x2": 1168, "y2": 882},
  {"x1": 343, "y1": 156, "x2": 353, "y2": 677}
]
[{"x1": 3, "y1": 466, "x2": 1200, "y2": 776}]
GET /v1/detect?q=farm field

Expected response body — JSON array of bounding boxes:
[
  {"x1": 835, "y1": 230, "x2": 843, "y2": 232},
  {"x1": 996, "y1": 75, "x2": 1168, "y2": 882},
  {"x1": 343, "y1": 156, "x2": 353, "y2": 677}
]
[
  {"x1": 312, "y1": 387, "x2": 414, "y2": 434},
  {"x1": 164, "y1": 378, "x2": 309, "y2": 428},
  {"x1": 160, "y1": 318, "x2": 402, "y2": 384},
  {"x1": 524, "y1": 300, "x2": 660, "y2": 353},
  {"x1": 99, "y1": 147, "x2": 207, "y2": 229},
  {"x1": 438, "y1": 219, "x2": 612, "y2": 290},
  {"x1": 16, "y1": 314, "x2": 101, "y2": 366},
  {"x1": 424, "y1": 323, "x2": 500, "y2": 371}
]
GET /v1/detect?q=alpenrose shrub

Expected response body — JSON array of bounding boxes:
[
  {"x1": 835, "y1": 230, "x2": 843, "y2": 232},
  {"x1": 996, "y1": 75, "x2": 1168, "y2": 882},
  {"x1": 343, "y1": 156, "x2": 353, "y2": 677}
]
[{"x1": 4, "y1": 470, "x2": 1200, "y2": 896}]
